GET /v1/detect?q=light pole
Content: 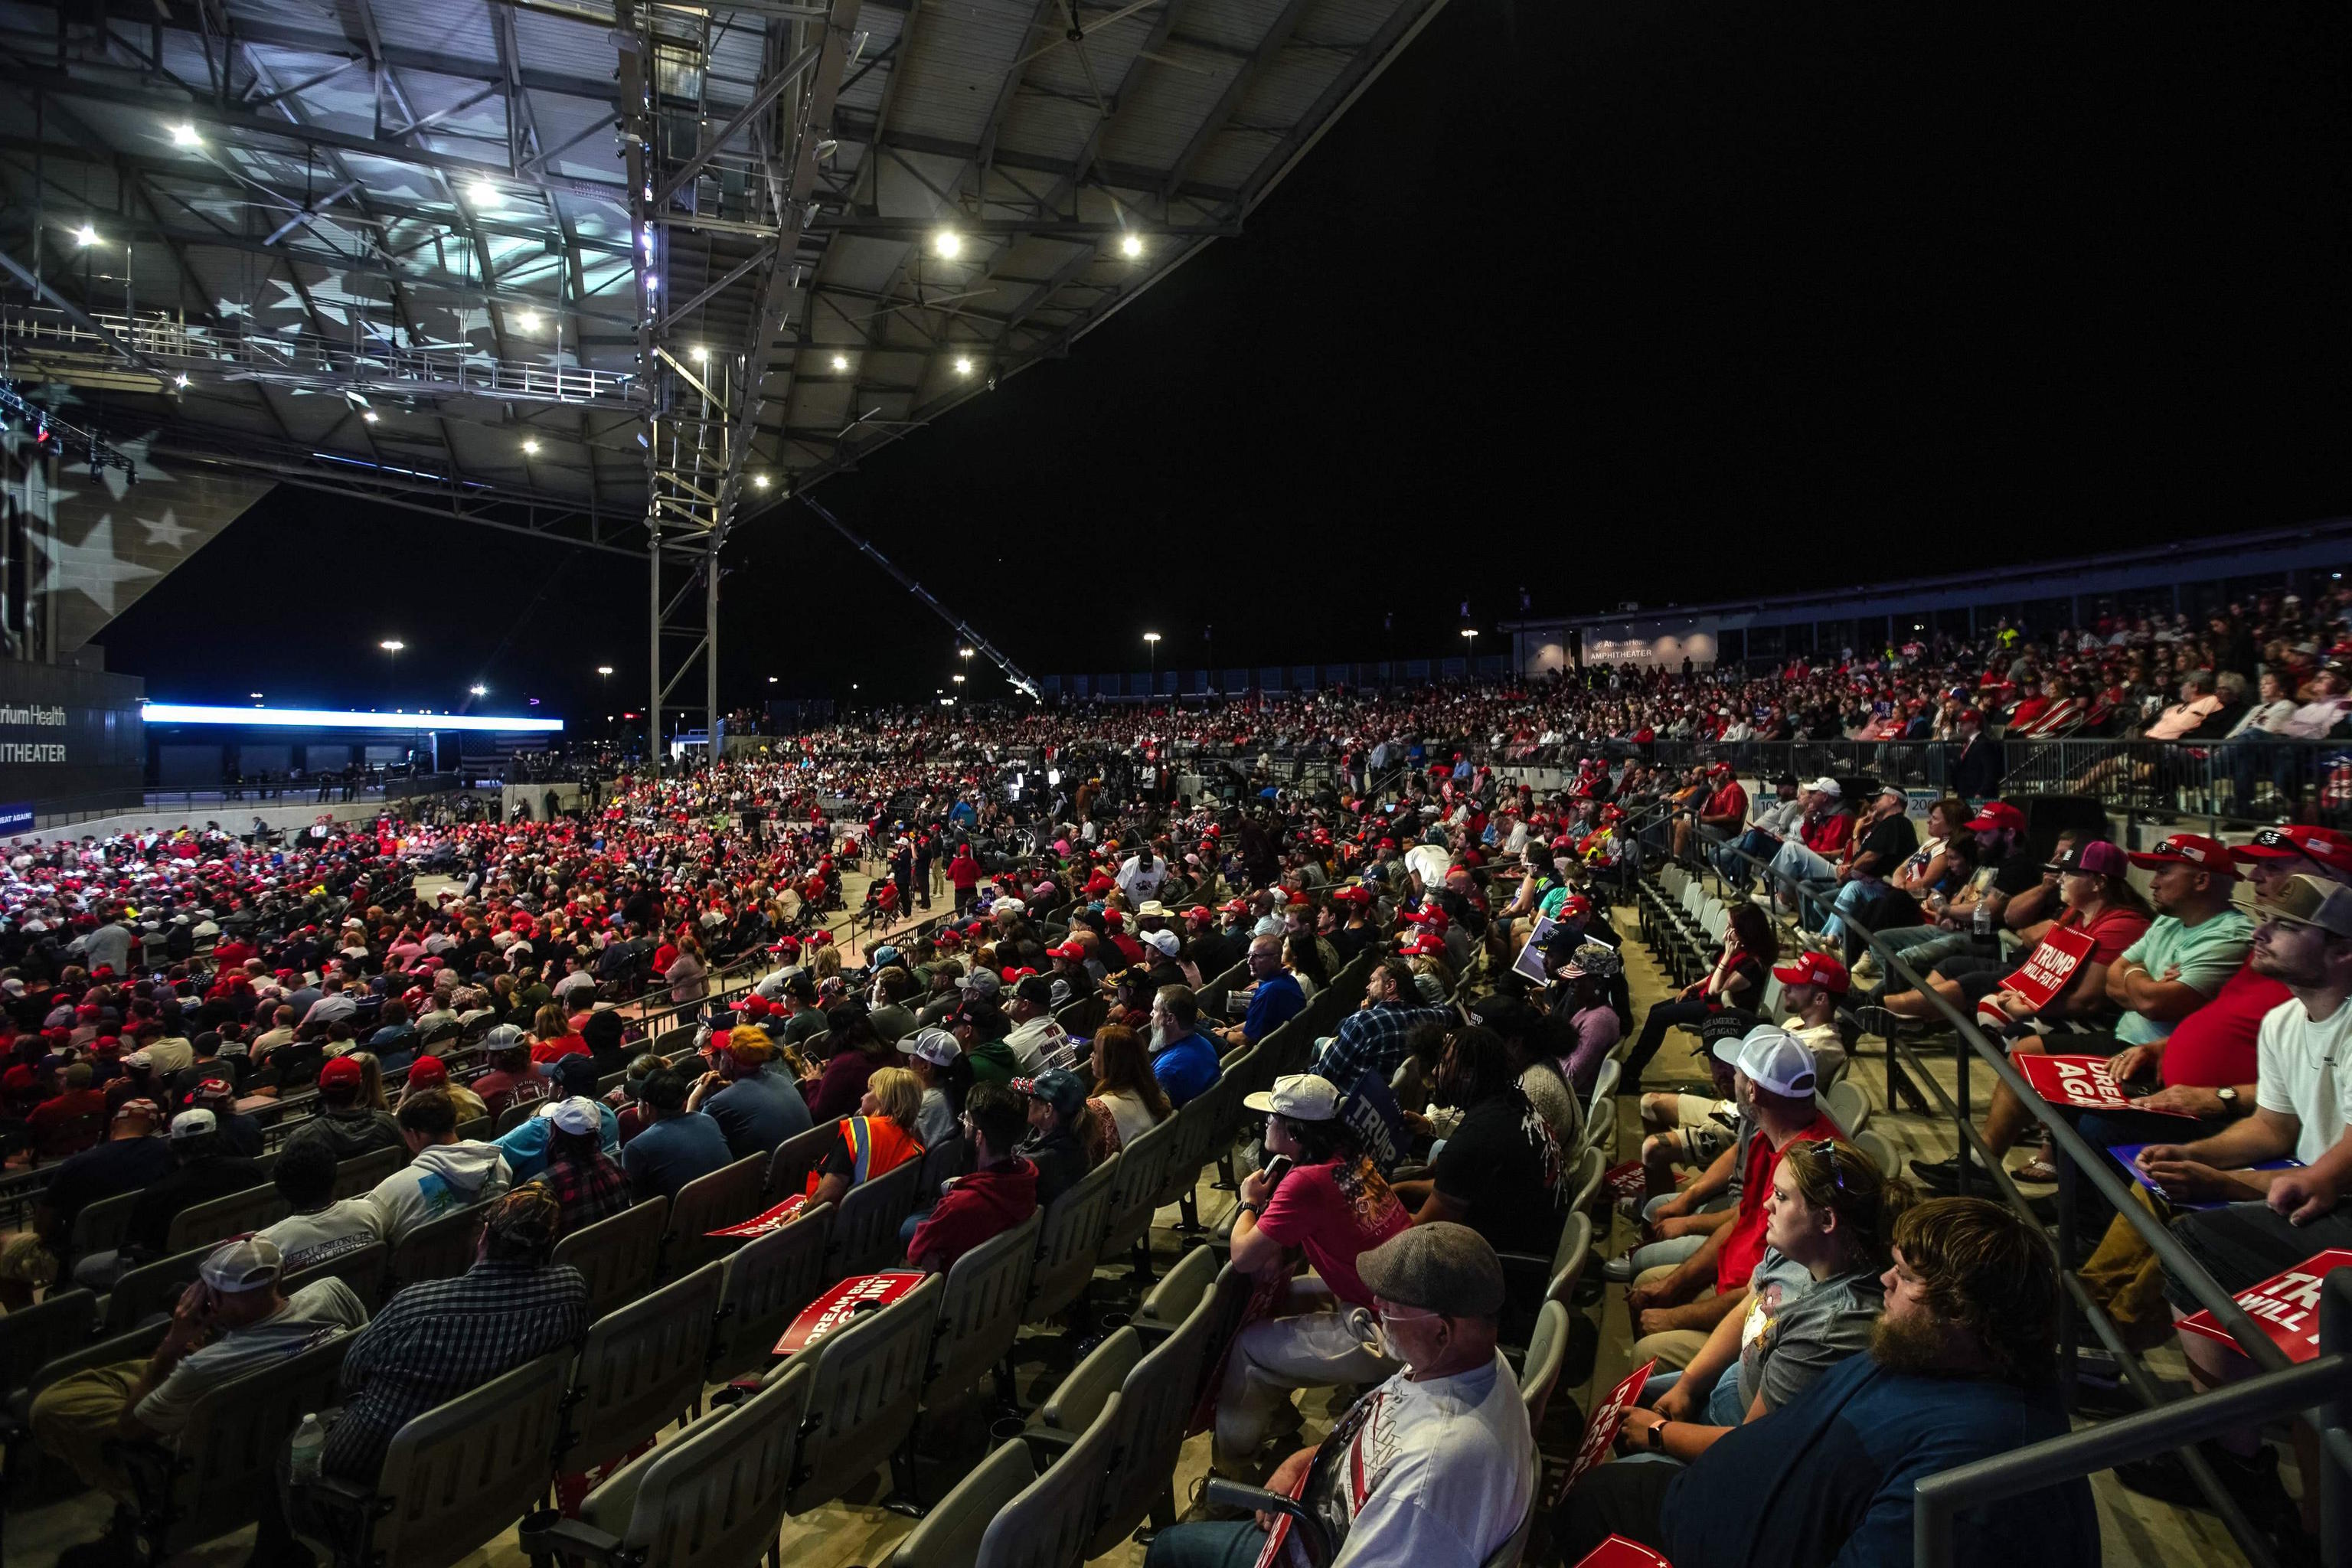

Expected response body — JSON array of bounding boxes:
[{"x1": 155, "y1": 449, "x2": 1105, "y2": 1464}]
[
  {"x1": 378, "y1": 639, "x2": 404, "y2": 702},
  {"x1": 597, "y1": 666, "x2": 614, "y2": 739},
  {"x1": 1144, "y1": 631, "x2": 1160, "y2": 691},
  {"x1": 1461, "y1": 626, "x2": 1478, "y2": 678}
]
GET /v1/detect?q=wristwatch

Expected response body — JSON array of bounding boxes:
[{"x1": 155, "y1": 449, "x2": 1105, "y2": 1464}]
[
  {"x1": 1645, "y1": 1419, "x2": 1669, "y2": 1453},
  {"x1": 2216, "y1": 1086, "x2": 2243, "y2": 1116}
]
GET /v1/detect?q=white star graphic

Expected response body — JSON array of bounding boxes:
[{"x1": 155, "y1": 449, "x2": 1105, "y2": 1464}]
[
  {"x1": 28, "y1": 516, "x2": 159, "y2": 617},
  {"x1": 139, "y1": 510, "x2": 197, "y2": 550},
  {"x1": 216, "y1": 299, "x2": 253, "y2": 318}
]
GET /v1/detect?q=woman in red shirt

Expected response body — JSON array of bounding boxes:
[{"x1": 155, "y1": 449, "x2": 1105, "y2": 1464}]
[{"x1": 527, "y1": 1001, "x2": 590, "y2": 1064}]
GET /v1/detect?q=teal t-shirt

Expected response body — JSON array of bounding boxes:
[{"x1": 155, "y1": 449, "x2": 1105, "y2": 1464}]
[{"x1": 2117, "y1": 908, "x2": 2253, "y2": 1045}]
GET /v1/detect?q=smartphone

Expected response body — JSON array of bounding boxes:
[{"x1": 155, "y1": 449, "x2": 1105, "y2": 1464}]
[{"x1": 1262, "y1": 1155, "x2": 1294, "y2": 1187}]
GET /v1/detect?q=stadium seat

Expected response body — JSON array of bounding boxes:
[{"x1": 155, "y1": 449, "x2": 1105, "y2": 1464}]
[
  {"x1": 822, "y1": 1158, "x2": 925, "y2": 1278},
  {"x1": 1822, "y1": 1080, "x2": 1871, "y2": 1139},
  {"x1": 706, "y1": 1203, "x2": 835, "y2": 1385},
  {"x1": 67, "y1": 1189, "x2": 142, "y2": 1268},
  {"x1": 766, "y1": 1119, "x2": 843, "y2": 1203},
  {"x1": 662, "y1": 1153, "x2": 766, "y2": 1277},
  {"x1": 916, "y1": 1132, "x2": 971, "y2": 1198},
  {"x1": 328, "y1": 1146, "x2": 403, "y2": 1201},
  {"x1": 1021, "y1": 1155, "x2": 1119, "y2": 1325},
  {"x1": 1027, "y1": 1293, "x2": 1217, "y2": 1555},
  {"x1": 522, "y1": 1359, "x2": 814, "y2": 1568},
  {"x1": 495, "y1": 1101, "x2": 538, "y2": 1135},
  {"x1": 920, "y1": 1209, "x2": 1039, "y2": 1421},
  {"x1": 1517, "y1": 1299, "x2": 1571, "y2": 1429},
  {"x1": 1580, "y1": 1061, "x2": 1622, "y2": 1156},
  {"x1": 292, "y1": 1348, "x2": 573, "y2": 1568},
  {"x1": 282, "y1": 1241, "x2": 390, "y2": 1315},
  {"x1": 1099, "y1": 1113, "x2": 1178, "y2": 1276},
  {"x1": 560, "y1": 1263, "x2": 724, "y2": 1475},
  {"x1": 164, "y1": 1182, "x2": 290, "y2": 1254},
  {"x1": 387, "y1": 1200, "x2": 494, "y2": 1292},
  {"x1": 118, "y1": 1331, "x2": 352, "y2": 1560},
  {"x1": 884, "y1": 1403, "x2": 1119, "y2": 1568},
  {"x1": 104, "y1": 1246, "x2": 214, "y2": 1334},
  {"x1": 550, "y1": 1197, "x2": 669, "y2": 1321},
  {"x1": 1128, "y1": 1244, "x2": 1217, "y2": 1342},
  {"x1": 1855, "y1": 1127, "x2": 1900, "y2": 1178},
  {"x1": 1500, "y1": 1213, "x2": 1591, "y2": 1351},
  {"x1": 786, "y1": 1270, "x2": 941, "y2": 1512}
]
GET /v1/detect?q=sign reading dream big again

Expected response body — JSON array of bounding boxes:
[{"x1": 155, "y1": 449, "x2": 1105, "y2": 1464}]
[{"x1": 0, "y1": 662, "x2": 145, "y2": 825}]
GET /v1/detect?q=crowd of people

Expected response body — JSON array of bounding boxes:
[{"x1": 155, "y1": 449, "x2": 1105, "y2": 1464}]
[{"x1": 5, "y1": 596, "x2": 2352, "y2": 1566}]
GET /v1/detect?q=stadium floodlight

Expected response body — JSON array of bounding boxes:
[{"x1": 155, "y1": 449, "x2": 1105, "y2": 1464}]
[
  {"x1": 953, "y1": 355, "x2": 973, "y2": 376},
  {"x1": 468, "y1": 178, "x2": 499, "y2": 206},
  {"x1": 522, "y1": 439, "x2": 541, "y2": 455},
  {"x1": 933, "y1": 229, "x2": 961, "y2": 258},
  {"x1": 470, "y1": 684, "x2": 488, "y2": 696},
  {"x1": 169, "y1": 122, "x2": 201, "y2": 148},
  {"x1": 1120, "y1": 233, "x2": 1143, "y2": 258},
  {"x1": 831, "y1": 353, "x2": 849, "y2": 371},
  {"x1": 74, "y1": 224, "x2": 97, "y2": 246},
  {"x1": 515, "y1": 309, "x2": 541, "y2": 331},
  {"x1": 379, "y1": 639, "x2": 405, "y2": 652}
]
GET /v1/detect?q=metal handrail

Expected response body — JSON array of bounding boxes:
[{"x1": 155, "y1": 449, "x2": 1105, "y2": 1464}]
[{"x1": 1913, "y1": 1275, "x2": 2352, "y2": 1568}]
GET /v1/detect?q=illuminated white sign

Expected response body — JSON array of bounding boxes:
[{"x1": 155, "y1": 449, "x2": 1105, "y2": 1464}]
[{"x1": 142, "y1": 704, "x2": 564, "y2": 733}]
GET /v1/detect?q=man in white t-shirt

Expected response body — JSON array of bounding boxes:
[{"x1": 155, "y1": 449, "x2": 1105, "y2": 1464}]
[
  {"x1": 2124, "y1": 873, "x2": 2352, "y2": 1546},
  {"x1": 1148, "y1": 1223, "x2": 1533, "y2": 1568},
  {"x1": 1118, "y1": 847, "x2": 1170, "y2": 905}
]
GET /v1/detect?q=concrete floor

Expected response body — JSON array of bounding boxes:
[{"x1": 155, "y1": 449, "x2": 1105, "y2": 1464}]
[{"x1": 5, "y1": 890, "x2": 2251, "y2": 1568}]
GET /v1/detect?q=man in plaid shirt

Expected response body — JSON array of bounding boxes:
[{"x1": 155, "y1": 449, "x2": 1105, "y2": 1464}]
[
  {"x1": 1311, "y1": 959, "x2": 1457, "y2": 1090},
  {"x1": 317, "y1": 1185, "x2": 589, "y2": 1481}
]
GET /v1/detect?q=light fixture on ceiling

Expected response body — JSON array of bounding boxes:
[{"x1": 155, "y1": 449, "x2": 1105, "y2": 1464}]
[
  {"x1": 73, "y1": 224, "x2": 98, "y2": 246},
  {"x1": 169, "y1": 122, "x2": 201, "y2": 149},
  {"x1": 468, "y1": 178, "x2": 499, "y2": 206},
  {"x1": 690, "y1": 345, "x2": 707, "y2": 361},
  {"x1": 522, "y1": 438, "x2": 541, "y2": 455},
  {"x1": 1120, "y1": 233, "x2": 1143, "y2": 258},
  {"x1": 953, "y1": 355, "x2": 973, "y2": 376},
  {"x1": 933, "y1": 229, "x2": 961, "y2": 258},
  {"x1": 753, "y1": 473, "x2": 770, "y2": 489},
  {"x1": 361, "y1": 410, "x2": 379, "y2": 423},
  {"x1": 515, "y1": 309, "x2": 541, "y2": 331},
  {"x1": 470, "y1": 684, "x2": 488, "y2": 696},
  {"x1": 831, "y1": 352, "x2": 849, "y2": 371}
]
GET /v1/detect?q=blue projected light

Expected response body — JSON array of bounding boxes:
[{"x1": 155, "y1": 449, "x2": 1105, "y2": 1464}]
[{"x1": 142, "y1": 704, "x2": 564, "y2": 733}]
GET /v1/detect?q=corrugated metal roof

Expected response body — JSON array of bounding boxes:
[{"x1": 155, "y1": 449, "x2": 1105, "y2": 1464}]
[{"x1": 0, "y1": 0, "x2": 1449, "y2": 551}]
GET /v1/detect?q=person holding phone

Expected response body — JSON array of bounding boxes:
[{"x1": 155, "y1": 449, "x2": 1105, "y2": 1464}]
[{"x1": 1212, "y1": 1073, "x2": 1412, "y2": 1481}]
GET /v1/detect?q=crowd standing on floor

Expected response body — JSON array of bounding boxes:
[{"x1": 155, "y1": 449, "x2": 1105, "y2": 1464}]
[{"x1": 5, "y1": 643, "x2": 2351, "y2": 1568}]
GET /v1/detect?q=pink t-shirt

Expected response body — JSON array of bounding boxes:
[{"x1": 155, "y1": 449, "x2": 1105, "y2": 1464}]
[{"x1": 1253, "y1": 1158, "x2": 1411, "y2": 1309}]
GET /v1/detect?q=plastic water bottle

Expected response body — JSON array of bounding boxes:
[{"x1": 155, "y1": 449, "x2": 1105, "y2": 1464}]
[
  {"x1": 1973, "y1": 899, "x2": 1993, "y2": 937},
  {"x1": 290, "y1": 1413, "x2": 326, "y2": 1483}
]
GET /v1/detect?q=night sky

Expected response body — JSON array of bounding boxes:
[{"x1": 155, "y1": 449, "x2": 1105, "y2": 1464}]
[{"x1": 97, "y1": 2, "x2": 2352, "y2": 720}]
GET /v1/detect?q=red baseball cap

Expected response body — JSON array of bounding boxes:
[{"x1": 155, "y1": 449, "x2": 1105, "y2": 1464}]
[
  {"x1": 1398, "y1": 932, "x2": 1446, "y2": 956},
  {"x1": 2127, "y1": 835, "x2": 2240, "y2": 877},
  {"x1": 1962, "y1": 802, "x2": 2027, "y2": 835},
  {"x1": 1048, "y1": 940, "x2": 1087, "y2": 960},
  {"x1": 1553, "y1": 893, "x2": 1593, "y2": 922},
  {"x1": 1330, "y1": 884, "x2": 1372, "y2": 904},
  {"x1": 405, "y1": 1054, "x2": 448, "y2": 1085},
  {"x1": 1183, "y1": 906, "x2": 1215, "y2": 926},
  {"x1": 1219, "y1": 899, "x2": 1250, "y2": 915},
  {"x1": 2236, "y1": 825, "x2": 2352, "y2": 877},
  {"x1": 318, "y1": 1056, "x2": 364, "y2": 1090},
  {"x1": 1772, "y1": 950, "x2": 1851, "y2": 994},
  {"x1": 1403, "y1": 905, "x2": 1449, "y2": 927}
]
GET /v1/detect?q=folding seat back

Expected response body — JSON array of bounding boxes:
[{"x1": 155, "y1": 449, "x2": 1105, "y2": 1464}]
[
  {"x1": 329, "y1": 1145, "x2": 403, "y2": 1200},
  {"x1": 1099, "y1": 1114, "x2": 1178, "y2": 1261},
  {"x1": 1517, "y1": 1301, "x2": 1570, "y2": 1430},
  {"x1": 165, "y1": 1182, "x2": 289, "y2": 1253},
  {"x1": 706, "y1": 1203, "x2": 835, "y2": 1384},
  {"x1": 789, "y1": 1272, "x2": 941, "y2": 1512},
  {"x1": 550, "y1": 1197, "x2": 670, "y2": 1323},
  {"x1": 923, "y1": 1210, "x2": 1038, "y2": 1410},
  {"x1": 387, "y1": 1200, "x2": 493, "y2": 1292},
  {"x1": 823, "y1": 1158, "x2": 925, "y2": 1278},
  {"x1": 662, "y1": 1154, "x2": 767, "y2": 1277},
  {"x1": 561, "y1": 1263, "x2": 724, "y2": 1475},
  {"x1": 1022, "y1": 1155, "x2": 1118, "y2": 1325},
  {"x1": 766, "y1": 1118, "x2": 843, "y2": 1203}
]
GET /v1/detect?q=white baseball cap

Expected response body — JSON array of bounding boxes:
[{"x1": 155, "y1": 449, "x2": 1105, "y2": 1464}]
[
  {"x1": 1712, "y1": 1024, "x2": 1818, "y2": 1097},
  {"x1": 540, "y1": 1096, "x2": 602, "y2": 1135},
  {"x1": 898, "y1": 1027, "x2": 960, "y2": 1067},
  {"x1": 168, "y1": 1107, "x2": 217, "y2": 1140},
  {"x1": 1142, "y1": 929, "x2": 1181, "y2": 957},
  {"x1": 198, "y1": 1236, "x2": 283, "y2": 1292},
  {"x1": 1243, "y1": 1073, "x2": 1342, "y2": 1122},
  {"x1": 1809, "y1": 776, "x2": 1842, "y2": 798}
]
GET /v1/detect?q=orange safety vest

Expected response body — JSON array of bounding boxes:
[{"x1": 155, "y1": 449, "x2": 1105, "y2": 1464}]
[{"x1": 805, "y1": 1115, "x2": 925, "y2": 1199}]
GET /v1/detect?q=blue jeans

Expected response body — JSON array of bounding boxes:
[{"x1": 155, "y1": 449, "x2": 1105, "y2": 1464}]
[
  {"x1": 1147, "y1": 1521, "x2": 1268, "y2": 1568},
  {"x1": 1817, "y1": 877, "x2": 1883, "y2": 949}
]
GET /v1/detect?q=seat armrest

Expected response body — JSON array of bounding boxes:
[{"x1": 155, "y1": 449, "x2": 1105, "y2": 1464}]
[{"x1": 518, "y1": 1508, "x2": 625, "y2": 1565}]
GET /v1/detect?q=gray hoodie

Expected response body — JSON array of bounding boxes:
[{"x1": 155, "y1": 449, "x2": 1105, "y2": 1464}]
[{"x1": 365, "y1": 1140, "x2": 512, "y2": 1243}]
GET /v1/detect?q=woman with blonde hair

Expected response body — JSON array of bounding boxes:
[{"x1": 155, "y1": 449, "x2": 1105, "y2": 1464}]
[
  {"x1": 1617, "y1": 1138, "x2": 1916, "y2": 1463},
  {"x1": 805, "y1": 1064, "x2": 927, "y2": 1210},
  {"x1": 528, "y1": 1001, "x2": 587, "y2": 1063}
]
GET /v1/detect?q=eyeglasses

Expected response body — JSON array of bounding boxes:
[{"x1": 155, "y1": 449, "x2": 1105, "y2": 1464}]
[{"x1": 1805, "y1": 1137, "x2": 1849, "y2": 1195}]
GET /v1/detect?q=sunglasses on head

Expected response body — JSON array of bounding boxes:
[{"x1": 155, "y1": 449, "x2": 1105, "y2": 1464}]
[{"x1": 1805, "y1": 1137, "x2": 1850, "y2": 1195}]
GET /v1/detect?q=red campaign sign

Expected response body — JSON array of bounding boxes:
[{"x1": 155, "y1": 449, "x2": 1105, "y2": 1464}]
[
  {"x1": 708, "y1": 1193, "x2": 807, "y2": 1240},
  {"x1": 2002, "y1": 923, "x2": 2098, "y2": 1014},
  {"x1": 773, "y1": 1270, "x2": 925, "y2": 1356},
  {"x1": 1603, "y1": 1161, "x2": 1648, "y2": 1204},
  {"x1": 2178, "y1": 1249, "x2": 2352, "y2": 1365},
  {"x1": 2014, "y1": 1054, "x2": 2197, "y2": 1118},
  {"x1": 1573, "y1": 1540, "x2": 1674, "y2": 1568},
  {"x1": 1563, "y1": 1357, "x2": 1658, "y2": 1493}
]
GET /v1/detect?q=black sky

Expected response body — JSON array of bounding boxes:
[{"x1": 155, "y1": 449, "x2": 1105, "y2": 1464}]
[{"x1": 98, "y1": 2, "x2": 2352, "y2": 720}]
